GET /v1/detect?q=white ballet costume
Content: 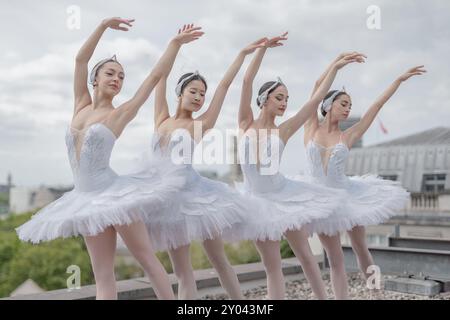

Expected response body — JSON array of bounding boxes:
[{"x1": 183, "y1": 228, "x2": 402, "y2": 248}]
[
  {"x1": 231, "y1": 133, "x2": 346, "y2": 242},
  {"x1": 16, "y1": 122, "x2": 184, "y2": 243},
  {"x1": 140, "y1": 128, "x2": 248, "y2": 252},
  {"x1": 302, "y1": 134, "x2": 410, "y2": 236}
]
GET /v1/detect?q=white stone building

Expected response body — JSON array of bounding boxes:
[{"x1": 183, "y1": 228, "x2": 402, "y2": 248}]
[{"x1": 9, "y1": 186, "x2": 71, "y2": 214}]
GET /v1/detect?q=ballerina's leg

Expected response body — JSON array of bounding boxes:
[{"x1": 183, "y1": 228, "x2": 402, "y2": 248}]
[
  {"x1": 115, "y1": 222, "x2": 175, "y2": 300},
  {"x1": 318, "y1": 233, "x2": 349, "y2": 299},
  {"x1": 254, "y1": 239, "x2": 285, "y2": 299},
  {"x1": 84, "y1": 226, "x2": 117, "y2": 300},
  {"x1": 285, "y1": 229, "x2": 328, "y2": 300},
  {"x1": 202, "y1": 237, "x2": 244, "y2": 299},
  {"x1": 347, "y1": 226, "x2": 374, "y2": 280},
  {"x1": 168, "y1": 244, "x2": 197, "y2": 299}
]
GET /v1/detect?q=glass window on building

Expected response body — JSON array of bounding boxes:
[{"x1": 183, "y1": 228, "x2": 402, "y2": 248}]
[
  {"x1": 421, "y1": 174, "x2": 447, "y2": 193},
  {"x1": 380, "y1": 175, "x2": 398, "y2": 181}
]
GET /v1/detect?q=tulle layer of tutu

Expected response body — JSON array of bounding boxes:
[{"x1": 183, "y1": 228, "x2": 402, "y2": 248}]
[
  {"x1": 143, "y1": 168, "x2": 249, "y2": 251},
  {"x1": 225, "y1": 177, "x2": 346, "y2": 242},
  {"x1": 303, "y1": 174, "x2": 410, "y2": 236},
  {"x1": 16, "y1": 160, "x2": 185, "y2": 243}
]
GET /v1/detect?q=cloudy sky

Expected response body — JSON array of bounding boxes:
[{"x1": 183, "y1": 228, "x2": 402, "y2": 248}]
[{"x1": 1, "y1": 0, "x2": 449, "y2": 187}]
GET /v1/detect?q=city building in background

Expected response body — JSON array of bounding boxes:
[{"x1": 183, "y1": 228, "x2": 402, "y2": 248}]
[{"x1": 9, "y1": 185, "x2": 72, "y2": 215}]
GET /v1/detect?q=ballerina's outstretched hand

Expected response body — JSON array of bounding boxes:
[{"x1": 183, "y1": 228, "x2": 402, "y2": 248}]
[
  {"x1": 240, "y1": 37, "x2": 269, "y2": 55},
  {"x1": 101, "y1": 17, "x2": 135, "y2": 31},
  {"x1": 397, "y1": 65, "x2": 426, "y2": 82},
  {"x1": 263, "y1": 31, "x2": 289, "y2": 48},
  {"x1": 173, "y1": 23, "x2": 205, "y2": 44},
  {"x1": 333, "y1": 51, "x2": 366, "y2": 70}
]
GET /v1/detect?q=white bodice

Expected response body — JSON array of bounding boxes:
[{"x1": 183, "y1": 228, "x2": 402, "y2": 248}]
[
  {"x1": 150, "y1": 128, "x2": 199, "y2": 181},
  {"x1": 304, "y1": 139, "x2": 350, "y2": 188},
  {"x1": 151, "y1": 129, "x2": 196, "y2": 164},
  {"x1": 65, "y1": 123, "x2": 118, "y2": 192},
  {"x1": 238, "y1": 134, "x2": 286, "y2": 193}
]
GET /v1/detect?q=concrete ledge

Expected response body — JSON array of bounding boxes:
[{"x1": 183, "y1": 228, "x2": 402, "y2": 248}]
[
  {"x1": 385, "y1": 277, "x2": 441, "y2": 296},
  {"x1": 340, "y1": 245, "x2": 450, "y2": 278},
  {"x1": 387, "y1": 215, "x2": 450, "y2": 227},
  {"x1": 3, "y1": 256, "x2": 323, "y2": 300},
  {"x1": 388, "y1": 236, "x2": 450, "y2": 251}
]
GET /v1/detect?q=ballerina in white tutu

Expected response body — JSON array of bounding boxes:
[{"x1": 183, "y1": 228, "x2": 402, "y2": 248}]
[
  {"x1": 302, "y1": 52, "x2": 426, "y2": 299},
  {"x1": 141, "y1": 25, "x2": 270, "y2": 299},
  {"x1": 236, "y1": 33, "x2": 366, "y2": 299},
  {"x1": 16, "y1": 18, "x2": 202, "y2": 299}
]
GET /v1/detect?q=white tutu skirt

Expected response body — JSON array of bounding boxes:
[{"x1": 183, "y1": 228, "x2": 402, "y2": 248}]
[
  {"x1": 16, "y1": 161, "x2": 185, "y2": 244},
  {"x1": 225, "y1": 176, "x2": 346, "y2": 242},
  {"x1": 142, "y1": 166, "x2": 248, "y2": 252},
  {"x1": 299, "y1": 174, "x2": 410, "y2": 236}
]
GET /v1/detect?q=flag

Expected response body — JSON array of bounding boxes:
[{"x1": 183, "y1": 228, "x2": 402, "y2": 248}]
[{"x1": 378, "y1": 117, "x2": 388, "y2": 134}]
